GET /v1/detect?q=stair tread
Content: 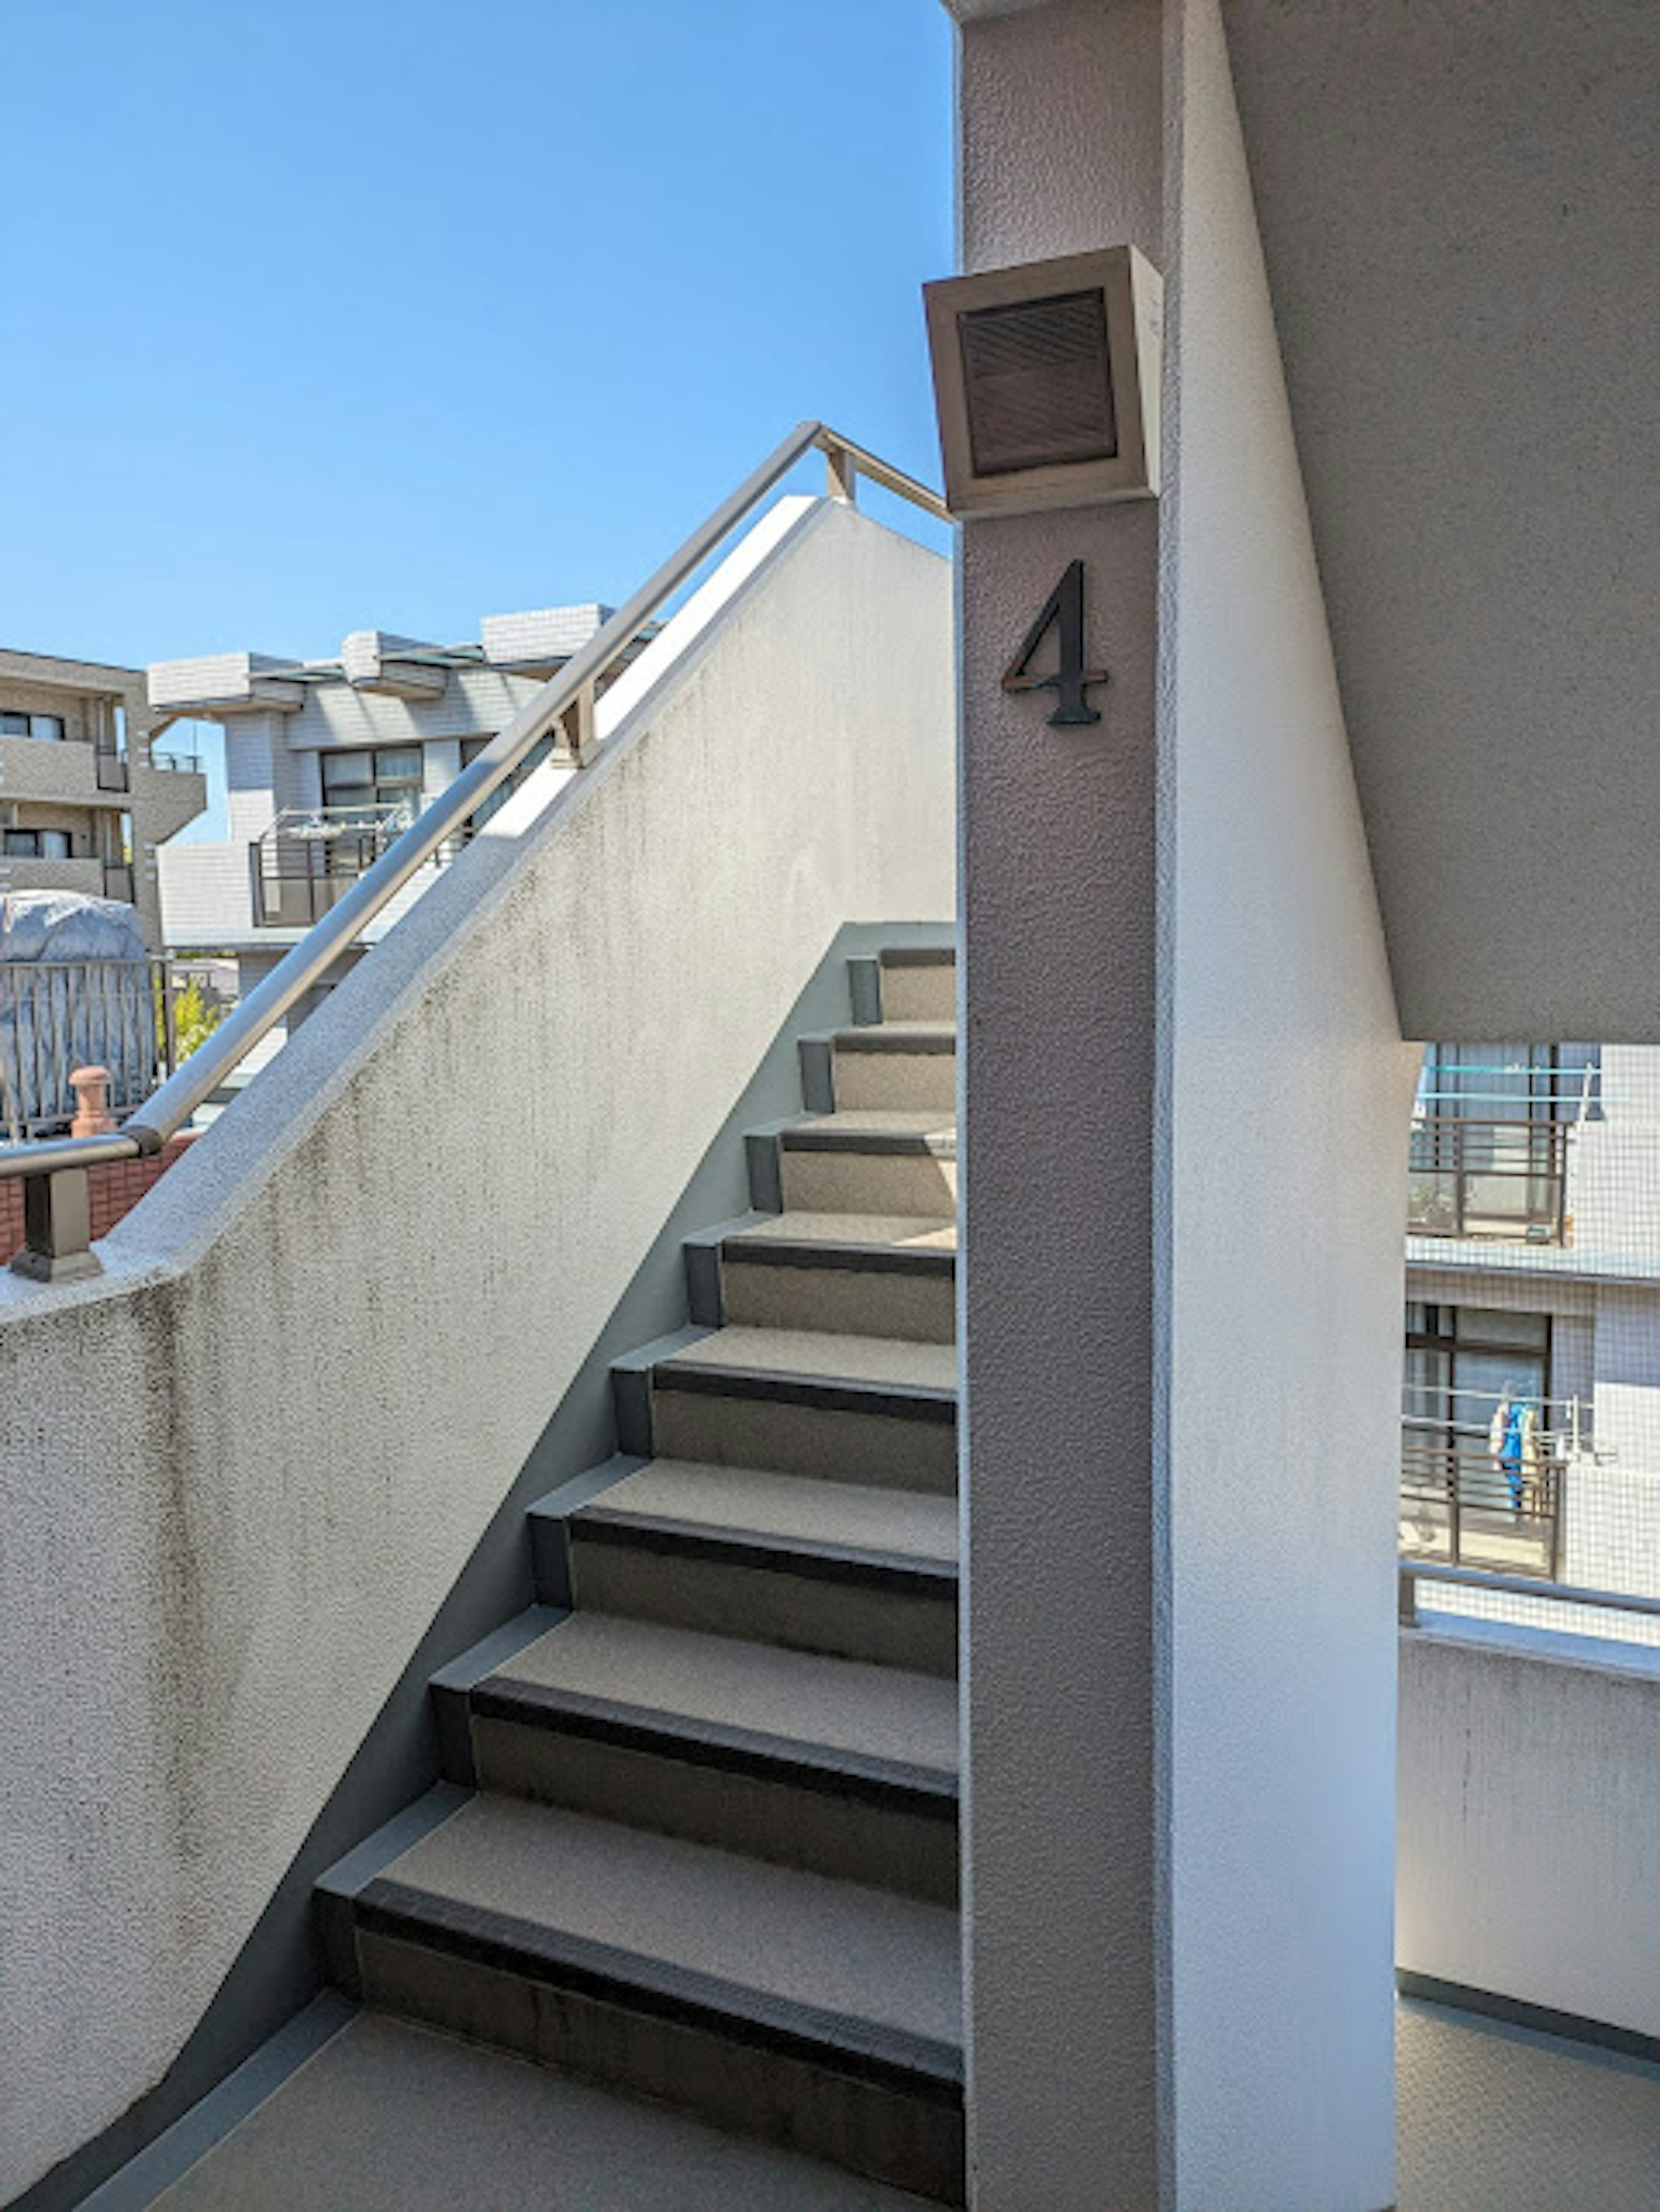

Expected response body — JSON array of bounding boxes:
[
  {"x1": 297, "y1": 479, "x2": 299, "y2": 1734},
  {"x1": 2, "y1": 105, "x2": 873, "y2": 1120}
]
[
  {"x1": 150, "y1": 2011, "x2": 938, "y2": 2212},
  {"x1": 784, "y1": 1110, "x2": 955, "y2": 1140},
  {"x1": 665, "y1": 1328, "x2": 957, "y2": 1395},
  {"x1": 584, "y1": 1461, "x2": 958, "y2": 1567},
  {"x1": 835, "y1": 1022, "x2": 955, "y2": 1044},
  {"x1": 378, "y1": 1796, "x2": 963, "y2": 2052},
  {"x1": 490, "y1": 1614, "x2": 958, "y2": 1777},
  {"x1": 733, "y1": 1212, "x2": 958, "y2": 1254}
]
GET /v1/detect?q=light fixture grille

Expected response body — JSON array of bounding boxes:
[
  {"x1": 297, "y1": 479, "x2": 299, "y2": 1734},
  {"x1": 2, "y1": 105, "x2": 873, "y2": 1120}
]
[{"x1": 957, "y1": 288, "x2": 1117, "y2": 477}]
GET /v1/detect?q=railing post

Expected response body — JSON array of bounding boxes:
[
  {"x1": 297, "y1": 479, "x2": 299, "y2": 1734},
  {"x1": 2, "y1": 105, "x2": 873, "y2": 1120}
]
[
  {"x1": 11, "y1": 1166, "x2": 100, "y2": 1283},
  {"x1": 1398, "y1": 1565, "x2": 1421, "y2": 1629},
  {"x1": 824, "y1": 441, "x2": 858, "y2": 504},
  {"x1": 560, "y1": 681, "x2": 597, "y2": 766}
]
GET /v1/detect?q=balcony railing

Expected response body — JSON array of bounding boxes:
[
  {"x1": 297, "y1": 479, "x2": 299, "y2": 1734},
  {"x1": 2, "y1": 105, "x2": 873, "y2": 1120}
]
[
  {"x1": 1399, "y1": 1420, "x2": 1565, "y2": 1581},
  {"x1": 150, "y1": 749, "x2": 204, "y2": 776},
  {"x1": 1407, "y1": 1116, "x2": 1571, "y2": 1243},
  {"x1": 249, "y1": 804, "x2": 419, "y2": 930},
  {"x1": 0, "y1": 958, "x2": 180, "y2": 1143}
]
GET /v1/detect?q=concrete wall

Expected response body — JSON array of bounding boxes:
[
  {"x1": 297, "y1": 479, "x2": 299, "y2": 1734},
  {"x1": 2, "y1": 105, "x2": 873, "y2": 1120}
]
[
  {"x1": 954, "y1": 2, "x2": 1416, "y2": 2205},
  {"x1": 1399, "y1": 1625, "x2": 1660, "y2": 2044},
  {"x1": 1164, "y1": 7, "x2": 1421, "y2": 2206},
  {"x1": 0, "y1": 495, "x2": 953, "y2": 2206}
]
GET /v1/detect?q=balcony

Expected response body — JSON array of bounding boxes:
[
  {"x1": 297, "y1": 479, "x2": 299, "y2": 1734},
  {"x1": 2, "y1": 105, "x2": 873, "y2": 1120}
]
[
  {"x1": 249, "y1": 803, "x2": 426, "y2": 929},
  {"x1": 1399, "y1": 1419, "x2": 1565, "y2": 1580},
  {"x1": 1407, "y1": 1117, "x2": 1571, "y2": 1244}
]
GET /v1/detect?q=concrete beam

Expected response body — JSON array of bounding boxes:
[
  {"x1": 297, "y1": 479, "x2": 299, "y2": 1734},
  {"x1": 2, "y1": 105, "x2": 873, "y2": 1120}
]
[
  {"x1": 148, "y1": 652, "x2": 306, "y2": 718},
  {"x1": 340, "y1": 632, "x2": 450, "y2": 703}
]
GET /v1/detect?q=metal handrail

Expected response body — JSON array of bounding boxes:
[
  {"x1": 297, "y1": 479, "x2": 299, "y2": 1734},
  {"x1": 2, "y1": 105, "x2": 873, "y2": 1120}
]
[
  {"x1": 0, "y1": 424, "x2": 948, "y2": 1276},
  {"x1": 1400, "y1": 1559, "x2": 1660, "y2": 1627}
]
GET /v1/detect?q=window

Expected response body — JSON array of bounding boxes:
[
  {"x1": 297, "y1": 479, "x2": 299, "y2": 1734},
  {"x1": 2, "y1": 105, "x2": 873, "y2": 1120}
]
[
  {"x1": 0, "y1": 711, "x2": 67, "y2": 741},
  {"x1": 1404, "y1": 1302, "x2": 1551, "y2": 1454},
  {"x1": 3, "y1": 829, "x2": 73, "y2": 859},
  {"x1": 320, "y1": 745, "x2": 424, "y2": 825}
]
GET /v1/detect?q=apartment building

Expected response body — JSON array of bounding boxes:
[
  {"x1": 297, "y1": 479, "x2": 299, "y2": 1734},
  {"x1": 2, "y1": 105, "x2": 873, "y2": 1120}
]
[
  {"x1": 149, "y1": 606, "x2": 630, "y2": 1003},
  {"x1": 0, "y1": 648, "x2": 207, "y2": 949},
  {"x1": 1404, "y1": 1042, "x2": 1660, "y2": 1615}
]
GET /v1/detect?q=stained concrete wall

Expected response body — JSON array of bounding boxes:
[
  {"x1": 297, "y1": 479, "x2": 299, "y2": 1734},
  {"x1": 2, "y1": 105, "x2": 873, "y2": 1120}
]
[
  {"x1": 0, "y1": 495, "x2": 953, "y2": 2205},
  {"x1": 1163, "y1": 5, "x2": 1422, "y2": 2205},
  {"x1": 1399, "y1": 1625, "x2": 1660, "y2": 2044},
  {"x1": 954, "y1": 1, "x2": 1417, "y2": 2205}
]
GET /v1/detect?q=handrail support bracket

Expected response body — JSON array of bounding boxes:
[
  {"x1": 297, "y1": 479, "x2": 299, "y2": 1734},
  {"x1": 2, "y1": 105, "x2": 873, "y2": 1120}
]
[{"x1": 11, "y1": 1166, "x2": 101, "y2": 1283}]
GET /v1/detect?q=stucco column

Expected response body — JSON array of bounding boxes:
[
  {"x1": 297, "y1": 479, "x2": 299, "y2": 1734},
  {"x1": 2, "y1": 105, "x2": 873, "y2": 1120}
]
[{"x1": 952, "y1": 4, "x2": 1171, "y2": 2206}]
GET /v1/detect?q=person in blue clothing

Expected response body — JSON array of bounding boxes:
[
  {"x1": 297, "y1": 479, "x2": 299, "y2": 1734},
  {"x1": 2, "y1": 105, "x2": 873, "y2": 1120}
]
[{"x1": 1500, "y1": 1393, "x2": 1527, "y2": 1511}]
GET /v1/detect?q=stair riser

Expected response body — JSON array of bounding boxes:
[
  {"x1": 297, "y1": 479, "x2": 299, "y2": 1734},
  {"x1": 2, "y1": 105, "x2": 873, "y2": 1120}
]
[
  {"x1": 469, "y1": 1716, "x2": 957, "y2": 1904},
  {"x1": 781, "y1": 1147, "x2": 957, "y2": 1218},
  {"x1": 355, "y1": 1931, "x2": 964, "y2": 2203},
  {"x1": 719, "y1": 1256, "x2": 955, "y2": 1343},
  {"x1": 879, "y1": 965, "x2": 956, "y2": 1023},
  {"x1": 649, "y1": 1388, "x2": 957, "y2": 1492},
  {"x1": 569, "y1": 1537, "x2": 958, "y2": 1676},
  {"x1": 832, "y1": 1049, "x2": 956, "y2": 1114}
]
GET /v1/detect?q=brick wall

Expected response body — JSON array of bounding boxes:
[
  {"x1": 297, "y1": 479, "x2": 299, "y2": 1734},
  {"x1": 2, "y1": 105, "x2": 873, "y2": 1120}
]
[{"x1": 0, "y1": 1131, "x2": 198, "y2": 1266}]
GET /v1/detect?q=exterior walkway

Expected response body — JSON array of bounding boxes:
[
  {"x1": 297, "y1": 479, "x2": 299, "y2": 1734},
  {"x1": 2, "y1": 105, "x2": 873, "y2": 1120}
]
[
  {"x1": 88, "y1": 1991, "x2": 1660, "y2": 2207},
  {"x1": 1398, "y1": 1996, "x2": 1660, "y2": 2211}
]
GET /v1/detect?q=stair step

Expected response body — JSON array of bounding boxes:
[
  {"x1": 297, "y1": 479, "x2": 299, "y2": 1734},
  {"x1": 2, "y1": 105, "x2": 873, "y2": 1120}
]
[
  {"x1": 878, "y1": 947, "x2": 956, "y2": 1025},
  {"x1": 831, "y1": 1026, "x2": 956, "y2": 1114},
  {"x1": 568, "y1": 1461, "x2": 958, "y2": 1674},
  {"x1": 648, "y1": 1329, "x2": 956, "y2": 1491},
  {"x1": 775, "y1": 1116, "x2": 957, "y2": 1218},
  {"x1": 351, "y1": 1796, "x2": 964, "y2": 2202},
  {"x1": 720, "y1": 1220, "x2": 956, "y2": 1343},
  {"x1": 469, "y1": 1613, "x2": 957, "y2": 1899}
]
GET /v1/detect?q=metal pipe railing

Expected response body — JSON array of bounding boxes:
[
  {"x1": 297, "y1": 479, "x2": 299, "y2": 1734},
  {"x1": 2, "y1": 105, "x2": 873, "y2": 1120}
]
[
  {"x1": 0, "y1": 423, "x2": 948, "y2": 1281},
  {"x1": 1398, "y1": 1559, "x2": 1660, "y2": 1628}
]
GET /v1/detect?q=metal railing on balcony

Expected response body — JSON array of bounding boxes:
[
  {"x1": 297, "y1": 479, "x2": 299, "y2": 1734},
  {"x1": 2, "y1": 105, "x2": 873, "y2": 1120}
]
[
  {"x1": 0, "y1": 958, "x2": 179, "y2": 1144},
  {"x1": 249, "y1": 803, "x2": 421, "y2": 929},
  {"x1": 150, "y1": 749, "x2": 204, "y2": 776},
  {"x1": 1407, "y1": 1117, "x2": 1571, "y2": 1243},
  {"x1": 0, "y1": 422, "x2": 948, "y2": 1280},
  {"x1": 1398, "y1": 1559, "x2": 1660, "y2": 1635},
  {"x1": 93, "y1": 748, "x2": 130, "y2": 794},
  {"x1": 102, "y1": 862, "x2": 135, "y2": 905},
  {"x1": 1398, "y1": 1420, "x2": 1566, "y2": 1582}
]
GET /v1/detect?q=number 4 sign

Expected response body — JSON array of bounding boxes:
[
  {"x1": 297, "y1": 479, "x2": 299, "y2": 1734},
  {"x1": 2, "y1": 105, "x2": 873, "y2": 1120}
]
[{"x1": 1000, "y1": 560, "x2": 1109, "y2": 727}]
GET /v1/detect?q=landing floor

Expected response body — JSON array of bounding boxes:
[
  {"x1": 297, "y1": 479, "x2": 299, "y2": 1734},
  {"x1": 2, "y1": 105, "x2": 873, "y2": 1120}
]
[{"x1": 94, "y1": 1992, "x2": 1660, "y2": 2209}]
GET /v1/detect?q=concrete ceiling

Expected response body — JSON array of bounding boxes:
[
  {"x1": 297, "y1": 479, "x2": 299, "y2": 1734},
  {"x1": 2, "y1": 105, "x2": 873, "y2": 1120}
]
[{"x1": 1221, "y1": 0, "x2": 1660, "y2": 1040}]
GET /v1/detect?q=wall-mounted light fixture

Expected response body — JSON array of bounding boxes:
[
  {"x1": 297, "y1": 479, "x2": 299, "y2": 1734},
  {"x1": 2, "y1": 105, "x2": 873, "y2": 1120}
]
[{"x1": 923, "y1": 245, "x2": 1162, "y2": 518}]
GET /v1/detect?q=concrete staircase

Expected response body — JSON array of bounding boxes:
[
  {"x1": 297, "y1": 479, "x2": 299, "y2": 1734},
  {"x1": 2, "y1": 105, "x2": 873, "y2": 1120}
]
[{"x1": 169, "y1": 942, "x2": 961, "y2": 2209}]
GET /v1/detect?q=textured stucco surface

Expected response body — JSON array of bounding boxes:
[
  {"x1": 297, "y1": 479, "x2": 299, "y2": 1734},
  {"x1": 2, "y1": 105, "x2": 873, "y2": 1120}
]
[
  {"x1": 1399, "y1": 1628, "x2": 1660, "y2": 2045},
  {"x1": 957, "y1": 4, "x2": 1168, "y2": 2208},
  {"x1": 957, "y1": 2, "x2": 1419, "y2": 2206},
  {"x1": 1222, "y1": 0, "x2": 1660, "y2": 1040},
  {"x1": 1164, "y1": 6, "x2": 1421, "y2": 2206},
  {"x1": 0, "y1": 496, "x2": 953, "y2": 2205}
]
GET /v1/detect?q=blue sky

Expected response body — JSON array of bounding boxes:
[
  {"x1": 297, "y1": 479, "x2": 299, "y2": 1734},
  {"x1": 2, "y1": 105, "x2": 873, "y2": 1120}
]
[{"x1": 0, "y1": 0, "x2": 953, "y2": 832}]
